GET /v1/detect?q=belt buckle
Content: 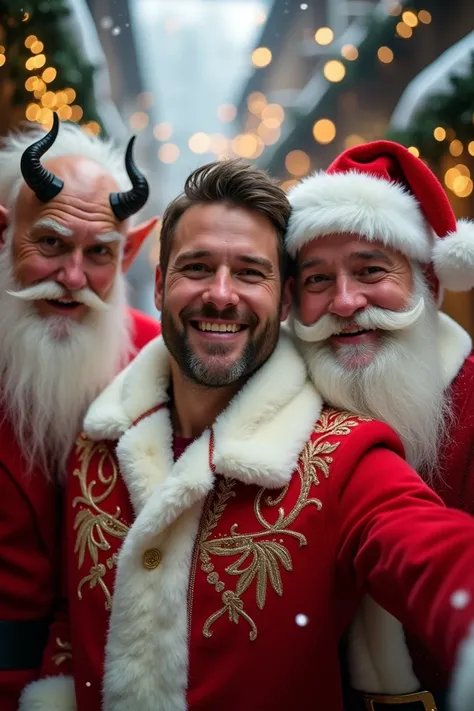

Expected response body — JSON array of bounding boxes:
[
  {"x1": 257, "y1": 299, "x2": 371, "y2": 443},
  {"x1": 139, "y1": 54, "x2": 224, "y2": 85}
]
[{"x1": 364, "y1": 690, "x2": 437, "y2": 711}]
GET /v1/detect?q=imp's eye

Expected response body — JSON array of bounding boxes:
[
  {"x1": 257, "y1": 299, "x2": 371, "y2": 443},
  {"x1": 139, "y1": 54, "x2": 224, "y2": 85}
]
[
  {"x1": 40, "y1": 236, "x2": 60, "y2": 248},
  {"x1": 89, "y1": 245, "x2": 110, "y2": 256}
]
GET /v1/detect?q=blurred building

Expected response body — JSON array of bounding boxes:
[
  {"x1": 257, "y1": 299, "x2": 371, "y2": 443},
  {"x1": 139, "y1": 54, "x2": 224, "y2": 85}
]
[{"x1": 236, "y1": 0, "x2": 474, "y2": 333}]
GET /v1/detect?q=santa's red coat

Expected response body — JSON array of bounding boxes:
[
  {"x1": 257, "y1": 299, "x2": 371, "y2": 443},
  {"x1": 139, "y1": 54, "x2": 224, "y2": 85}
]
[
  {"x1": 408, "y1": 348, "x2": 474, "y2": 690},
  {"x1": 0, "y1": 307, "x2": 160, "y2": 711},
  {"x1": 338, "y1": 313, "x2": 474, "y2": 701},
  {"x1": 20, "y1": 333, "x2": 474, "y2": 711}
]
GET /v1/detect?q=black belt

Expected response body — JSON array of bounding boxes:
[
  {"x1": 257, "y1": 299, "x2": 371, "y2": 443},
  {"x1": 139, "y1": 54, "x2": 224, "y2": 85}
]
[{"x1": 0, "y1": 618, "x2": 50, "y2": 670}]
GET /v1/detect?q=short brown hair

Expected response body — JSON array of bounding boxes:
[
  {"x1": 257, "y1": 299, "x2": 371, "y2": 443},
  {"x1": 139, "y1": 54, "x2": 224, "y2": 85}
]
[{"x1": 159, "y1": 159, "x2": 291, "y2": 280}]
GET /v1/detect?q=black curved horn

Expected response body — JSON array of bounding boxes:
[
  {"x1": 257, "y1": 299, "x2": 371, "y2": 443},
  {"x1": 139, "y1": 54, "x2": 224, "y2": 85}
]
[
  {"x1": 20, "y1": 112, "x2": 64, "y2": 202},
  {"x1": 109, "y1": 136, "x2": 149, "y2": 221}
]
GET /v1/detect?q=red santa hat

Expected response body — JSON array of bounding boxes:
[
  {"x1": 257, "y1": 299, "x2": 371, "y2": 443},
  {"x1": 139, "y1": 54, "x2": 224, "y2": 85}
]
[{"x1": 286, "y1": 139, "x2": 474, "y2": 294}]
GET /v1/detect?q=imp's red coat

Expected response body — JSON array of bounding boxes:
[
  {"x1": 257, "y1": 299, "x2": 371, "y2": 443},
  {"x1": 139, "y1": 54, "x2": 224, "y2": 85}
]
[{"x1": 0, "y1": 307, "x2": 160, "y2": 711}]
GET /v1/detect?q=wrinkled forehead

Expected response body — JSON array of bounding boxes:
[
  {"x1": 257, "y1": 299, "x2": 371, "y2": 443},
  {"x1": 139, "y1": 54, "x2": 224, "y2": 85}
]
[
  {"x1": 297, "y1": 232, "x2": 406, "y2": 266},
  {"x1": 12, "y1": 155, "x2": 125, "y2": 238}
]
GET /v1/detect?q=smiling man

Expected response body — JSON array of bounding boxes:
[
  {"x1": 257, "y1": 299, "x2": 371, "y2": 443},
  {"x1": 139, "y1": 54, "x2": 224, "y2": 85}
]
[
  {"x1": 22, "y1": 159, "x2": 474, "y2": 711},
  {"x1": 0, "y1": 115, "x2": 160, "y2": 710},
  {"x1": 286, "y1": 140, "x2": 474, "y2": 708}
]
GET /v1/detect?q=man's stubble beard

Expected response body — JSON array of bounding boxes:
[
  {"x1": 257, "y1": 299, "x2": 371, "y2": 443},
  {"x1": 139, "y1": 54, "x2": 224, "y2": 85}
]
[
  {"x1": 0, "y1": 245, "x2": 133, "y2": 478},
  {"x1": 296, "y1": 272, "x2": 452, "y2": 479},
  {"x1": 160, "y1": 301, "x2": 282, "y2": 388}
]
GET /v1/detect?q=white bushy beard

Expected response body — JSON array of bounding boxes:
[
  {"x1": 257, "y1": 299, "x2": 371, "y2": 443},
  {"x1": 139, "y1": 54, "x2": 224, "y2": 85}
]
[
  {"x1": 292, "y1": 270, "x2": 451, "y2": 479},
  {"x1": 0, "y1": 245, "x2": 133, "y2": 479}
]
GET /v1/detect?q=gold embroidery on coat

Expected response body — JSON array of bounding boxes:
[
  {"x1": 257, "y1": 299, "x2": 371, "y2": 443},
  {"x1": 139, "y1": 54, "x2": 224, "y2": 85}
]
[
  {"x1": 199, "y1": 409, "x2": 366, "y2": 640},
  {"x1": 52, "y1": 637, "x2": 72, "y2": 666},
  {"x1": 73, "y1": 435, "x2": 129, "y2": 610}
]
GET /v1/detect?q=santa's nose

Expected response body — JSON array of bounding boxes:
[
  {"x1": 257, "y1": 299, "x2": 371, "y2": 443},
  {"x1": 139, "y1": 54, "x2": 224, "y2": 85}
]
[{"x1": 328, "y1": 277, "x2": 368, "y2": 318}]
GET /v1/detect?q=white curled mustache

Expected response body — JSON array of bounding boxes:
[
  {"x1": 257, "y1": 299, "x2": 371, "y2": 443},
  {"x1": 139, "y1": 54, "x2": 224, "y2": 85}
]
[
  {"x1": 293, "y1": 296, "x2": 425, "y2": 343},
  {"x1": 5, "y1": 280, "x2": 110, "y2": 312}
]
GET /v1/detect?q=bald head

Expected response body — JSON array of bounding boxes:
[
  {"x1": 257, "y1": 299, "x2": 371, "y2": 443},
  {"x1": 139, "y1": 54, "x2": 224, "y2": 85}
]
[{"x1": 15, "y1": 155, "x2": 123, "y2": 227}]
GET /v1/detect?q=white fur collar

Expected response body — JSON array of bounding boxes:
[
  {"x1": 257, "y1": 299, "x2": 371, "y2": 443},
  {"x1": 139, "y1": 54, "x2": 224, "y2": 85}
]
[
  {"x1": 438, "y1": 311, "x2": 472, "y2": 387},
  {"x1": 84, "y1": 331, "x2": 322, "y2": 494}
]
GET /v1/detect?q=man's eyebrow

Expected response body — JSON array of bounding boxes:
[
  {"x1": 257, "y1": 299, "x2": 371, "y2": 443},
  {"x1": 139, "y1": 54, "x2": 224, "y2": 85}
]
[
  {"x1": 174, "y1": 249, "x2": 211, "y2": 265},
  {"x1": 350, "y1": 250, "x2": 395, "y2": 266},
  {"x1": 237, "y1": 255, "x2": 273, "y2": 271},
  {"x1": 31, "y1": 217, "x2": 73, "y2": 237}
]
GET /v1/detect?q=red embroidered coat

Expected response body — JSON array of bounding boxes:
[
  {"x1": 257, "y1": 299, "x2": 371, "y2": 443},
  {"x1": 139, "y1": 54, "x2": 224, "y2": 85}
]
[
  {"x1": 340, "y1": 313, "x2": 474, "y2": 700},
  {"x1": 0, "y1": 307, "x2": 160, "y2": 711},
  {"x1": 19, "y1": 332, "x2": 474, "y2": 711}
]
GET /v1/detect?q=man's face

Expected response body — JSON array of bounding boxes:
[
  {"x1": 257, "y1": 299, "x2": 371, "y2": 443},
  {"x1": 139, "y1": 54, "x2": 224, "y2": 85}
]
[
  {"x1": 296, "y1": 232, "x2": 413, "y2": 368},
  {"x1": 155, "y1": 202, "x2": 291, "y2": 387},
  {"x1": 8, "y1": 155, "x2": 126, "y2": 327}
]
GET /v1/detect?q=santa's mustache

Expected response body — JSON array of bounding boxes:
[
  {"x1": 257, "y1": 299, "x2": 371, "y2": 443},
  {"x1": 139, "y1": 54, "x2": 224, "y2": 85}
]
[
  {"x1": 293, "y1": 296, "x2": 425, "y2": 343},
  {"x1": 5, "y1": 280, "x2": 110, "y2": 312}
]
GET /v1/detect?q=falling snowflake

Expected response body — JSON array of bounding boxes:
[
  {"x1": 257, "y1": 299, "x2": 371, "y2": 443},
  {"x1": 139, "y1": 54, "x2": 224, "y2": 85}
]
[
  {"x1": 112, "y1": 26, "x2": 122, "y2": 36},
  {"x1": 295, "y1": 614, "x2": 309, "y2": 627},
  {"x1": 100, "y1": 16, "x2": 113, "y2": 30},
  {"x1": 450, "y1": 589, "x2": 471, "y2": 609}
]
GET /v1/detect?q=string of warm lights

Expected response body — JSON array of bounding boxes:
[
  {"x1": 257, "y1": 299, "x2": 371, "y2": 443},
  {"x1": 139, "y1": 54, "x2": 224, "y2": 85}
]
[
  {"x1": 128, "y1": 0, "x2": 461, "y2": 207},
  {"x1": 19, "y1": 29, "x2": 100, "y2": 135}
]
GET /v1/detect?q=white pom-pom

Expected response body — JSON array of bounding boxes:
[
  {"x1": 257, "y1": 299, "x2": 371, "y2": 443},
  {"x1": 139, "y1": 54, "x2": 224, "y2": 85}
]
[{"x1": 432, "y1": 219, "x2": 474, "y2": 292}]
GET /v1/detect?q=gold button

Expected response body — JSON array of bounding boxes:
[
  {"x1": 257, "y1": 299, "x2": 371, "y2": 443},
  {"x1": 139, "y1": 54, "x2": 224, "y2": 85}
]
[{"x1": 142, "y1": 548, "x2": 162, "y2": 570}]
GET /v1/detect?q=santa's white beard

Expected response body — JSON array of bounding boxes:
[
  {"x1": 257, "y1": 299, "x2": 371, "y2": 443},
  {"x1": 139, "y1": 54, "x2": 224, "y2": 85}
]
[
  {"x1": 293, "y1": 275, "x2": 452, "y2": 479},
  {"x1": 0, "y1": 249, "x2": 133, "y2": 478}
]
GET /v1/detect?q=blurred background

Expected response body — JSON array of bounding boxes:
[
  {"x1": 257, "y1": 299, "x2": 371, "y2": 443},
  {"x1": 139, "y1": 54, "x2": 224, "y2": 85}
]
[{"x1": 1, "y1": 0, "x2": 474, "y2": 328}]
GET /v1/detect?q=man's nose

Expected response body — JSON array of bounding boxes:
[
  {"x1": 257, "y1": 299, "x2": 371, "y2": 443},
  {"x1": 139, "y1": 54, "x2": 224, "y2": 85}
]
[
  {"x1": 55, "y1": 250, "x2": 87, "y2": 292},
  {"x1": 202, "y1": 267, "x2": 239, "y2": 310},
  {"x1": 328, "y1": 276, "x2": 368, "y2": 318}
]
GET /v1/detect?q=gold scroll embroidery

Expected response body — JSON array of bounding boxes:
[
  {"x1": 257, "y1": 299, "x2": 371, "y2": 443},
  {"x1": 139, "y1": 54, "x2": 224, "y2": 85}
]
[
  {"x1": 52, "y1": 637, "x2": 72, "y2": 666},
  {"x1": 198, "y1": 409, "x2": 367, "y2": 640},
  {"x1": 73, "y1": 435, "x2": 129, "y2": 610}
]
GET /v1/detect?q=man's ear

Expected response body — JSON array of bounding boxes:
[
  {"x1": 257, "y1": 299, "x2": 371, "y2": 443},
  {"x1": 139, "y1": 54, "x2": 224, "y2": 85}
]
[
  {"x1": 154, "y1": 263, "x2": 164, "y2": 312},
  {"x1": 0, "y1": 205, "x2": 9, "y2": 247},
  {"x1": 122, "y1": 216, "x2": 159, "y2": 273},
  {"x1": 280, "y1": 276, "x2": 294, "y2": 322}
]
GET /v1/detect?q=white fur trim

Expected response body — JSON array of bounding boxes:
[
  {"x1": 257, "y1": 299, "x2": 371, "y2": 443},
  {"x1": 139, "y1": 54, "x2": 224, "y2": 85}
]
[
  {"x1": 84, "y1": 335, "x2": 169, "y2": 440},
  {"x1": 94, "y1": 330, "x2": 323, "y2": 711},
  {"x1": 104, "y1": 435, "x2": 211, "y2": 711},
  {"x1": 19, "y1": 675, "x2": 76, "y2": 711},
  {"x1": 438, "y1": 312, "x2": 473, "y2": 387},
  {"x1": 433, "y1": 219, "x2": 474, "y2": 292},
  {"x1": 348, "y1": 597, "x2": 419, "y2": 694},
  {"x1": 450, "y1": 621, "x2": 474, "y2": 711},
  {"x1": 286, "y1": 170, "x2": 432, "y2": 261}
]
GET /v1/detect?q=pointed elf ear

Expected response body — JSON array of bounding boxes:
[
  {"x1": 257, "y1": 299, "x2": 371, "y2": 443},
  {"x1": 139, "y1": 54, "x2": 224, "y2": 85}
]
[
  {"x1": 121, "y1": 216, "x2": 159, "y2": 273},
  {"x1": 0, "y1": 205, "x2": 9, "y2": 246}
]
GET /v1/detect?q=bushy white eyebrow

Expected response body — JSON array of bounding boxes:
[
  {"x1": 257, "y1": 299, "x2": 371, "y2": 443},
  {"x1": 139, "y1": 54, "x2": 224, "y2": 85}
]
[{"x1": 32, "y1": 217, "x2": 73, "y2": 237}]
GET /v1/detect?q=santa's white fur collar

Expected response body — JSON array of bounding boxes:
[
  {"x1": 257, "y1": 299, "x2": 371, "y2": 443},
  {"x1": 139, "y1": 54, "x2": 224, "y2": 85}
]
[{"x1": 438, "y1": 311, "x2": 472, "y2": 387}]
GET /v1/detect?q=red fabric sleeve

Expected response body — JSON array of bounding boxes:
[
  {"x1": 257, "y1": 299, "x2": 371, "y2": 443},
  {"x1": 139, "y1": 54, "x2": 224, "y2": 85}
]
[
  {"x1": 127, "y1": 307, "x2": 161, "y2": 352},
  {"x1": 39, "y1": 502, "x2": 72, "y2": 679},
  {"x1": 336, "y1": 446, "x2": 474, "y2": 675}
]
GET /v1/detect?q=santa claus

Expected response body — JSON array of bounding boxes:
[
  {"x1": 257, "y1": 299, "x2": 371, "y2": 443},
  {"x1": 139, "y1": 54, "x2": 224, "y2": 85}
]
[
  {"x1": 0, "y1": 114, "x2": 160, "y2": 709},
  {"x1": 286, "y1": 140, "x2": 474, "y2": 709}
]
